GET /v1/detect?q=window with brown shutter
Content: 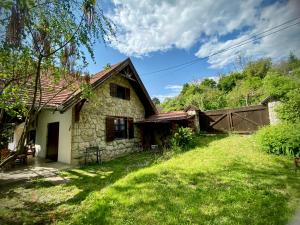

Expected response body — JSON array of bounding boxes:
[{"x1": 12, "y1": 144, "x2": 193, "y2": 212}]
[
  {"x1": 110, "y1": 83, "x2": 130, "y2": 100},
  {"x1": 114, "y1": 117, "x2": 127, "y2": 139},
  {"x1": 106, "y1": 116, "x2": 134, "y2": 142}
]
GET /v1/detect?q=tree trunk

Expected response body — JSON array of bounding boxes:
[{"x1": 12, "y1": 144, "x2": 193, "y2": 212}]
[
  {"x1": 0, "y1": 56, "x2": 43, "y2": 168},
  {"x1": 17, "y1": 56, "x2": 43, "y2": 154}
]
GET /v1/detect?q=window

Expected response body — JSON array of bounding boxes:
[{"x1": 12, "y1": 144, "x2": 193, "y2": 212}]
[
  {"x1": 106, "y1": 117, "x2": 134, "y2": 142},
  {"x1": 114, "y1": 118, "x2": 127, "y2": 139},
  {"x1": 110, "y1": 83, "x2": 130, "y2": 100}
]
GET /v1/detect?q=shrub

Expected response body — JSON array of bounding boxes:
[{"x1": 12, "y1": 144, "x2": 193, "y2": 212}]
[
  {"x1": 276, "y1": 89, "x2": 300, "y2": 123},
  {"x1": 255, "y1": 123, "x2": 300, "y2": 156},
  {"x1": 170, "y1": 127, "x2": 195, "y2": 149}
]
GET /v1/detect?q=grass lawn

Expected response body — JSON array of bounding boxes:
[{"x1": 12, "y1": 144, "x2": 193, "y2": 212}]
[{"x1": 1, "y1": 135, "x2": 300, "y2": 225}]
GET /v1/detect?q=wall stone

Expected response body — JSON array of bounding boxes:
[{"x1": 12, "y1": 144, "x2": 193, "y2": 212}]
[
  {"x1": 268, "y1": 101, "x2": 281, "y2": 125},
  {"x1": 71, "y1": 74, "x2": 146, "y2": 164}
]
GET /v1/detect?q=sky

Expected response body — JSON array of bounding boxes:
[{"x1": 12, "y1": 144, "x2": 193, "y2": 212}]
[{"x1": 86, "y1": 0, "x2": 300, "y2": 102}]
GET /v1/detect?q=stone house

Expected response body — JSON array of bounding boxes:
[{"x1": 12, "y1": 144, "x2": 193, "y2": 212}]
[{"x1": 7, "y1": 58, "x2": 198, "y2": 165}]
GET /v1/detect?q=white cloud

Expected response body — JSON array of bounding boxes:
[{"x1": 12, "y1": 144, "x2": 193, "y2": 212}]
[
  {"x1": 152, "y1": 84, "x2": 183, "y2": 101},
  {"x1": 165, "y1": 84, "x2": 183, "y2": 90},
  {"x1": 108, "y1": 0, "x2": 300, "y2": 67},
  {"x1": 195, "y1": 0, "x2": 300, "y2": 68},
  {"x1": 153, "y1": 94, "x2": 177, "y2": 102}
]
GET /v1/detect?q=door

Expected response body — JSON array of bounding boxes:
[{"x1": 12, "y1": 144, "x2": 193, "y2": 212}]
[{"x1": 46, "y1": 122, "x2": 59, "y2": 161}]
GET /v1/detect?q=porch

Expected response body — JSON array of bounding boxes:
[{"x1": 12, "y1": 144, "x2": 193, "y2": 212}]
[
  {"x1": 0, "y1": 156, "x2": 72, "y2": 187},
  {"x1": 135, "y1": 111, "x2": 196, "y2": 148}
]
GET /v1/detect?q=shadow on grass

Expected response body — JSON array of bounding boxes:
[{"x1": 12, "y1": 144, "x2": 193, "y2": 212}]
[
  {"x1": 69, "y1": 157, "x2": 300, "y2": 225},
  {"x1": 0, "y1": 134, "x2": 240, "y2": 225},
  {"x1": 0, "y1": 151, "x2": 165, "y2": 225}
]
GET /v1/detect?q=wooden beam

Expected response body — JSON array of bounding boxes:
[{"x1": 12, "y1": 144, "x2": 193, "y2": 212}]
[
  {"x1": 210, "y1": 114, "x2": 227, "y2": 127},
  {"x1": 74, "y1": 99, "x2": 86, "y2": 122}
]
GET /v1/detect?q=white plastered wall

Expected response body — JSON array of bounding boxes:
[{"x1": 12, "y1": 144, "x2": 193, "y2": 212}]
[
  {"x1": 35, "y1": 109, "x2": 72, "y2": 164},
  {"x1": 8, "y1": 122, "x2": 25, "y2": 151}
]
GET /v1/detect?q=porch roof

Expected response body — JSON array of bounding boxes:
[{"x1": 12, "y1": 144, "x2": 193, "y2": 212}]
[{"x1": 136, "y1": 111, "x2": 193, "y2": 123}]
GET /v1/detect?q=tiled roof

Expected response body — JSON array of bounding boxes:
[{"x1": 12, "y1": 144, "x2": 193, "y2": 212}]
[
  {"x1": 137, "y1": 111, "x2": 191, "y2": 123},
  {"x1": 33, "y1": 62, "x2": 123, "y2": 108},
  {"x1": 25, "y1": 58, "x2": 156, "y2": 116},
  {"x1": 90, "y1": 62, "x2": 122, "y2": 84}
]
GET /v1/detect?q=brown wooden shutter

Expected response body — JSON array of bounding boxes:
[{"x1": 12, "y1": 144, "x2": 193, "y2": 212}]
[
  {"x1": 125, "y1": 87, "x2": 130, "y2": 100},
  {"x1": 128, "y1": 118, "x2": 134, "y2": 139},
  {"x1": 106, "y1": 117, "x2": 115, "y2": 142},
  {"x1": 110, "y1": 83, "x2": 117, "y2": 97}
]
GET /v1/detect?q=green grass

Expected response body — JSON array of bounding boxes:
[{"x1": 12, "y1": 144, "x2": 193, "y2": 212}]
[{"x1": 1, "y1": 135, "x2": 300, "y2": 225}]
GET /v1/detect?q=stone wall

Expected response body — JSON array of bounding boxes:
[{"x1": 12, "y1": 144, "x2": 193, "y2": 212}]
[
  {"x1": 268, "y1": 101, "x2": 281, "y2": 125},
  {"x1": 71, "y1": 74, "x2": 145, "y2": 164}
]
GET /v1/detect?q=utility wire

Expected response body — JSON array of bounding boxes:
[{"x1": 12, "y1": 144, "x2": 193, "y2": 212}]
[
  {"x1": 169, "y1": 20, "x2": 300, "y2": 73},
  {"x1": 142, "y1": 17, "x2": 300, "y2": 75}
]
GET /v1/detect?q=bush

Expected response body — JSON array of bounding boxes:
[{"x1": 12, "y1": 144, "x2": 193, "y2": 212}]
[
  {"x1": 276, "y1": 89, "x2": 300, "y2": 123},
  {"x1": 255, "y1": 123, "x2": 300, "y2": 156},
  {"x1": 170, "y1": 127, "x2": 195, "y2": 149}
]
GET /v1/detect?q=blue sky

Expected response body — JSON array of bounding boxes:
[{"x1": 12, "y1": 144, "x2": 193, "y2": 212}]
[{"x1": 86, "y1": 0, "x2": 300, "y2": 101}]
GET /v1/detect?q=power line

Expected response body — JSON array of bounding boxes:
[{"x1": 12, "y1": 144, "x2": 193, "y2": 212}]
[
  {"x1": 142, "y1": 17, "x2": 300, "y2": 75},
  {"x1": 170, "y1": 20, "x2": 300, "y2": 73}
]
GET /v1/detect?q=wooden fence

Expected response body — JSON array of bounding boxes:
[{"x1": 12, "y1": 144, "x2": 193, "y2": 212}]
[{"x1": 198, "y1": 105, "x2": 270, "y2": 134}]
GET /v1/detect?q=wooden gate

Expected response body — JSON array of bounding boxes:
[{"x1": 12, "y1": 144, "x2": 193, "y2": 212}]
[{"x1": 199, "y1": 105, "x2": 270, "y2": 134}]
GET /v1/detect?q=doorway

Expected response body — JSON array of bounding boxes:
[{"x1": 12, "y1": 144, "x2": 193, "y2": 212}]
[{"x1": 46, "y1": 122, "x2": 59, "y2": 161}]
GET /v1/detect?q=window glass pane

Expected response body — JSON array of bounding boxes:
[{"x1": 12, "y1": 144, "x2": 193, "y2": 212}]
[
  {"x1": 113, "y1": 117, "x2": 127, "y2": 139},
  {"x1": 117, "y1": 86, "x2": 126, "y2": 99}
]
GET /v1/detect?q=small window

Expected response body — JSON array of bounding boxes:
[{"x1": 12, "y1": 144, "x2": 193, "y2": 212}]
[{"x1": 110, "y1": 83, "x2": 130, "y2": 100}]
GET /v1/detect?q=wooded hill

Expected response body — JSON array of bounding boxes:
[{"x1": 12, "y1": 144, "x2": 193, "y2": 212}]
[{"x1": 160, "y1": 53, "x2": 300, "y2": 113}]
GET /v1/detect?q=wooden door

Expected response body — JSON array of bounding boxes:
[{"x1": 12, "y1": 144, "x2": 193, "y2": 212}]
[{"x1": 46, "y1": 122, "x2": 59, "y2": 161}]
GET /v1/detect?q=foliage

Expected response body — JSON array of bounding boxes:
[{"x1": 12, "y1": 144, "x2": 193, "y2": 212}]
[
  {"x1": 160, "y1": 55, "x2": 300, "y2": 112},
  {"x1": 276, "y1": 89, "x2": 300, "y2": 123},
  {"x1": 151, "y1": 97, "x2": 160, "y2": 105},
  {"x1": 243, "y1": 58, "x2": 272, "y2": 79},
  {"x1": 1, "y1": 135, "x2": 299, "y2": 224},
  {"x1": 218, "y1": 72, "x2": 245, "y2": 92},
  {"x1": 0, "y1": 0, "x2": 116, "y2": 157},
  {"x1": 256, "y1": 123, "x2": 300, "y2": 156},
  {"x1": 226, "y1": 77, "x2": 263, "y2": 107},
  {"x1": 263, "y1": 71, "x2": 297, "y2": 99},
  {"x1": 170, "y1": 127, "x2": 195, "y2": 149},
  {"x1": 103, "y1": 63, "x2": 112, "y2": 70}
]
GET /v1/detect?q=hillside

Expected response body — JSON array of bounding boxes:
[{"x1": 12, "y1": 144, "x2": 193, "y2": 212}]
[{"x1": 160, "y1": 54, "x2": 300, "y2": 112}]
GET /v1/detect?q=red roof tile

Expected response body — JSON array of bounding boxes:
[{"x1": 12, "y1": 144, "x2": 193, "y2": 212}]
[{"x1": 32, "y1": 62, "x2": 123, "y2": 108}]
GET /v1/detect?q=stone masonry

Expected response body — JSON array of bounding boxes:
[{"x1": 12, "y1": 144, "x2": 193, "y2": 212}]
[{"x1": 71, "y1": 74, "x2": 145, "y2": 164}]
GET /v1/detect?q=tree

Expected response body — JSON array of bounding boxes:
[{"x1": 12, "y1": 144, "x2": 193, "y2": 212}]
[
  {"x1": 263, "y1": 71, "x2": 297, "y2": 99},
  {"x1": 227, "y1": 77, "x2": 263, "y2": 107},
  {"x1": 0, "y1": 0, "x2": 116, "y2": 166},
  {"x1": 152, "y1": 97, "x2": 160, "y2": 105},
  {"x1": 243, "y1": 58, "x2": 272, "y2": 79},
  {"x1": 218, "y1": 72, "x2": 245, "y2": 92},
  {"x1": 200, "y1": 78, "x2": 216, "y2": 89}
]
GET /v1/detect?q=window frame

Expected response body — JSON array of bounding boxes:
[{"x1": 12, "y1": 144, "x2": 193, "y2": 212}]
[
  {"x1": 106, "y1": 116, "x2": 134, "y2": 142},
  {"x1": 110, "y1": 83, "x2": 130, "y2": 100}
]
